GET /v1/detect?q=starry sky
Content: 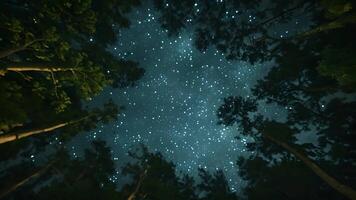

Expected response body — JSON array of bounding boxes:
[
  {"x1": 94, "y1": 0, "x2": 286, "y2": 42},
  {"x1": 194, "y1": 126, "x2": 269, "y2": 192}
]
[{"x1": 69, "y1": 2, "x2": 290, "y2": 192}]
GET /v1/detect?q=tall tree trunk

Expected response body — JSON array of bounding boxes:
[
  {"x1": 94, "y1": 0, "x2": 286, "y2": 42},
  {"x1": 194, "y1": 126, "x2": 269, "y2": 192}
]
[
  {"x1": 0, "y1": 115, "x2": 90, "y2": 145},
  {"x1": 0, "y1": 39, "x2": 44, "y2": 59},
  {"x1": 0, "y1": 66, "x2": 76, "y2": 76},
  {"x1": 0, "y1": 160, "x2": 56, "y2": 199},
  {"x1": 263, "y1": 133, "x2": 356, "y2": 200}
]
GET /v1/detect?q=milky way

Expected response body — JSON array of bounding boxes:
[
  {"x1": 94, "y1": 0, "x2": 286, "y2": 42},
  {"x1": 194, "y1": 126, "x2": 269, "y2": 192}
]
[{"x1": 70, "y1": 3, "x2": 281, "y2": 191}]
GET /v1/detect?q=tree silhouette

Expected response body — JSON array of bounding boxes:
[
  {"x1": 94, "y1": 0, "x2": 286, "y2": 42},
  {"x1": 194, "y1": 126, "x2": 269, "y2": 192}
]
[
  {"x1": 237, "y1": 157, "x2": 346, "y2": 200},
  {"x1": 120, "y1": 145, "x2": 191, "y2": 200},
  {"x1": 0, "y1": 140, "x2": 119, "y2": 200},
  {"x1": 0, "y1": 0, "x2": 144, "y2": 132},
  {"x1": 155, "y1": 0, "x2": 356, "y2": 87},
  {"x1": 120, "y1": 144, "x2": 239, "y2": 200},
  {"x1": 0, "y1": 100, "x2": 119, "y2": 144},
  {"x1": 198, "y1": 168, "x2": 239, "y2": 200},
  {"x1": 216, "y1": 96, "x2": 356, "y2": 199},
  {"x1": 154, "y1": 0, "x2": 316, "y2": 63}
]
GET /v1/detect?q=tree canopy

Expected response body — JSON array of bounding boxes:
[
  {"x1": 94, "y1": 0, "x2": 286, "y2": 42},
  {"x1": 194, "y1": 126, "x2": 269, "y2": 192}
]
[{"x1": 1, "y1": 0, "x2": 356, "y2": 199}]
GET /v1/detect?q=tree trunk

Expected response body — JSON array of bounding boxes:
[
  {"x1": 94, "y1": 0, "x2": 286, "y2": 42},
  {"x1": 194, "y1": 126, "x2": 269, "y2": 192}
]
[
  {"x1": 0, "y1": 46, "x2": 27, "y2": 59},
  {"x1": 263, "y1": 133, "x2": 356, "y2": 200},
  {"x1": 0, "y1": 160, "x2": 56, "y2": 199},
  {"x1": 0, "y1": 39, "x2": 44, "y2": 59},
  {"x1": 299, "y1": 12, "x2": 356, "y2": 38},
  {"x1": 128, "y1": 170, "x2": 147, "y2": 200},
  {"x1": 0, "y1": 116, "x2": 90, "y2": 145},
  {"x1": 0, "y1": 66, "x2": 76, "y2": 76}
]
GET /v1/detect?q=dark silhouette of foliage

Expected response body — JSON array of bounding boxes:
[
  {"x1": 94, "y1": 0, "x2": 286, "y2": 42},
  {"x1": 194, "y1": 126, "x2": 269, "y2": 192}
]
[
  {"x1": 120, "y1": 144, "x2": 238, "y2": 200},
  {"x1": 0, "y1": 0, "x2": 144, "y2": 133},
  {"x1": 0, "y1": 140, "x2": 120, "y2": 200}
]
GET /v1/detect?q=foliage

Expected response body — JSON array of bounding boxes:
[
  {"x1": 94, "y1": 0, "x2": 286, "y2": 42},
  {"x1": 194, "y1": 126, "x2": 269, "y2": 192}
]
[
  {"x1": 237, "y1": 157, "x2": 346, "y2": 200},
  {"x1": 0, "y1": 0, "x2": 144, "y2": 131},
  {"x1": 119, "y1": 145, "x2": 238, "y2": 200},
  {"x1": 0, "y1": 140, "x2": 120, "y2": 200}
]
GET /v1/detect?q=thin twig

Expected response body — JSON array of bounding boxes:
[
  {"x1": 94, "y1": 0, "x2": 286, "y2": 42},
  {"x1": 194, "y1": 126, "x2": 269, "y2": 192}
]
[
  {"x1": 14, "y1": 71, "x2": 32, "y2": 81},
  {"x1": 50, "y1": 70, "x2": 59, "y2": 98}
]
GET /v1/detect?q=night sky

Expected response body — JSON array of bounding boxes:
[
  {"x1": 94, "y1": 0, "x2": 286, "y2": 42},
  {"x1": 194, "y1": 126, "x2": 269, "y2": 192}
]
[{"x1": 69, "y1": 2, "x2": 290, "y2": 191}]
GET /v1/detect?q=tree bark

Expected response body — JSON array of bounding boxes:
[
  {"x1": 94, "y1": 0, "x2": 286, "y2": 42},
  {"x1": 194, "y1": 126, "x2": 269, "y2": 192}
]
[
  {"x1": 0, "y1": 115, "x2": 90, "y2": 144},
  {"x1": 0, "y1": 66, "x2": 76, "y2": 76},
  {"x1": 0, "y1": 39, "x2": 44, "y2": 59},
  {"x1": 0, "y1": 160, "x2": 56, "y2": 199},
  {"x1": 263, "y1": 133, "x2": 356, "y2": 200}
]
